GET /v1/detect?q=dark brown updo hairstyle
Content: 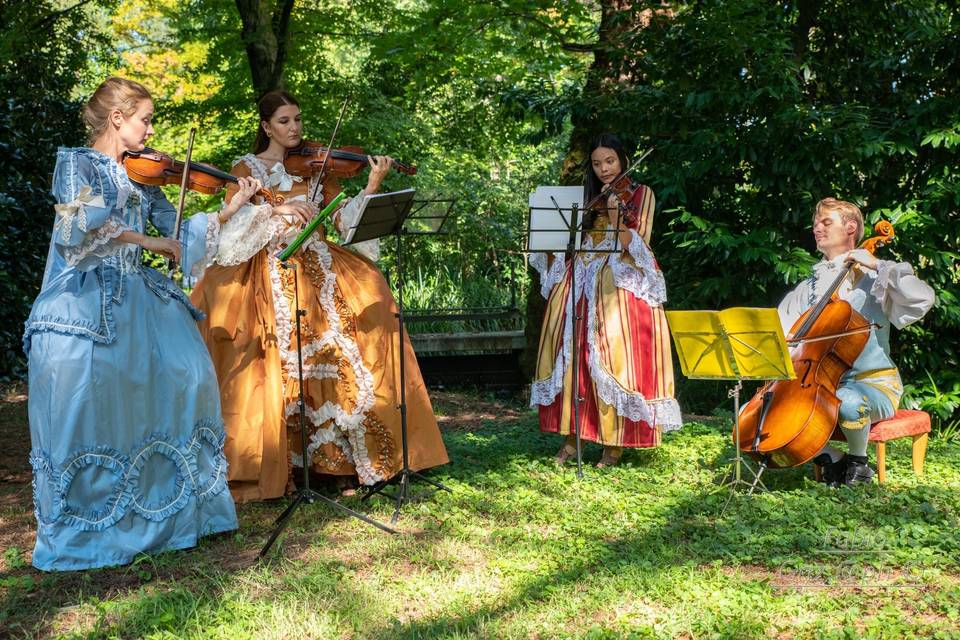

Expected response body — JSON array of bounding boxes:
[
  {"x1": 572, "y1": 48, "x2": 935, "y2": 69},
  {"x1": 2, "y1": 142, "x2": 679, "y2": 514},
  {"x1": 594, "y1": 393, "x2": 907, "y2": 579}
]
[{"x1": 253, "y1": 90, "x2": 300, "y2": 153}]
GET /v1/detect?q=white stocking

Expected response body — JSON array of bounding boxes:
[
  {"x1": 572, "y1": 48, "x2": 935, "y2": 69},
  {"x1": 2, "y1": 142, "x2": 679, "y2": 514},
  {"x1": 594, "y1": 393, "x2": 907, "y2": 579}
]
[{"x1": 840, "y1": 425, "x2": 871, "y2": 458}]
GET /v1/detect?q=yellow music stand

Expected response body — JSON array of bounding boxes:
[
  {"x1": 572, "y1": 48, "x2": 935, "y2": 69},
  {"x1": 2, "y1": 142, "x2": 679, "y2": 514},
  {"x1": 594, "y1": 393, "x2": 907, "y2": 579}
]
[{"x1": 666, "y1": 308, "x2": 795, "y2": 496}]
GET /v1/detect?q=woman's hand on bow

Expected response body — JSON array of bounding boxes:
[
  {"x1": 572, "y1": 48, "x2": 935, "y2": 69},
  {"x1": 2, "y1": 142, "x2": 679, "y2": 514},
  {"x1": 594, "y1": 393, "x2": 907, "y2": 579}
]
[{"x1": 140, "y1": 235, "x2": 182, "y2": 263}]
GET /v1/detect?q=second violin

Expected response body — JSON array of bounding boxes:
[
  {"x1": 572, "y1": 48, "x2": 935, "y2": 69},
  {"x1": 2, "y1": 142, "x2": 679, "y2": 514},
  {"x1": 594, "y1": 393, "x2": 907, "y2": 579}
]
[{"x1": 284, "y1": 141, "x2": 417, "y2": 179}]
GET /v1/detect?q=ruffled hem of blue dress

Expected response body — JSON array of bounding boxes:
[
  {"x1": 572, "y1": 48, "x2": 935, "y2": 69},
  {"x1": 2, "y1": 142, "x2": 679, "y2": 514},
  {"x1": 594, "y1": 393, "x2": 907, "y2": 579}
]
[
  {"x1": 57, "y1": 445, "x2": 133, "y2": 531},
  {"x1": 31, "y1": 522, "x2": 238, "y2": 572},
  {"x1": 31, "y1": 419, "x2": 233, "y2": 534}
]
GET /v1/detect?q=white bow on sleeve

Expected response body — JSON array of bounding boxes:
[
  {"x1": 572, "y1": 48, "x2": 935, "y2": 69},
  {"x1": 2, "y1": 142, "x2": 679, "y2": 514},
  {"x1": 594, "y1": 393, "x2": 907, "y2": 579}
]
[{"x1": 53, "y1": 185, "x2": 105, "y2": 244}]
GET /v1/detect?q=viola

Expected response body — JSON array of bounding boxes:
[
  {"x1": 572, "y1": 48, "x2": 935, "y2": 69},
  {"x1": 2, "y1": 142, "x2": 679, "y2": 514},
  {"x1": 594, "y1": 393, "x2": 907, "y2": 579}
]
[
  {"x1": 735, "y1": 221, "x2": 897, "y2": 469},
  {"x1": 123, "y1": 147, "x2": 281, "y2": 204},
  {"x1": 284, "y1": 141, "x2": 417, "y2": 179}
]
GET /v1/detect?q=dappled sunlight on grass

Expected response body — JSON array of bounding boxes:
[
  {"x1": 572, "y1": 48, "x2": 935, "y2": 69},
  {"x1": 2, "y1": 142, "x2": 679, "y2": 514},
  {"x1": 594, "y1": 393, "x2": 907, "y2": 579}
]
[{"x1": 1, "y1": 388, "x2": 959, "y2": 638}]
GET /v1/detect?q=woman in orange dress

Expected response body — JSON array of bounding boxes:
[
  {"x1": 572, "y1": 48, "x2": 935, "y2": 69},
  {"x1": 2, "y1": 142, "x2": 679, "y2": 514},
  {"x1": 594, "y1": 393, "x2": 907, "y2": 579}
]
[
  {"x1": 190, "y1": 91, "x2": 448, "y2": 501},
  {"x1": 531, "y1": 134, "x2": 681, "y2": 467}
]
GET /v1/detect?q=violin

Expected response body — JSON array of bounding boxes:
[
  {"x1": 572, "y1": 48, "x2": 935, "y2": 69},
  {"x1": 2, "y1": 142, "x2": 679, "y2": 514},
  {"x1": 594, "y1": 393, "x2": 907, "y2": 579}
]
[
  {"x1": 592, "y1": 174, "x2": 644, "y2": 225},
  {"x1": 284, "y1": 141, "x2": 417, "y2": 179},
  {"x1": 123, "y1": 147, "x2": 281, "y2": 204},
  {"x1": 735, "y1": 221, "x2": 897, "y2": 469},
  {"x1": 283, "y1": 141, "x2": 416, "y2": 206},
  {"x1": 582, "y1": 148, "x2": 654, "y2": 227}
]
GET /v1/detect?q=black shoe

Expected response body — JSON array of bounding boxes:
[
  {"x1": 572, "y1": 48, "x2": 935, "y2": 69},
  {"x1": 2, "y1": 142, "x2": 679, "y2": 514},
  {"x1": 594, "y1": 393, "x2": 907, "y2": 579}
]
[
  {"x1": 844, "y1": 460, "x2": 875, "y2": 486},
  {"x1": 814, "y1": 453, "x2": 847, "y2": 488}
]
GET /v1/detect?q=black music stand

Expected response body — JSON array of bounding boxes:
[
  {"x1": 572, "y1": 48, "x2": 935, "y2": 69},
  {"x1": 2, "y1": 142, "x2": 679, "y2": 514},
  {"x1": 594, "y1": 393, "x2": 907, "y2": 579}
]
[
  {"x1": 526, "y1": 187, "x2": 626, "y2": 479},
  {"x1": 259, "y1": 197, "x2": 397, "y2": 561},
  {"x1": 348, "y1": 189, "x2": 453, "y2": 524}
]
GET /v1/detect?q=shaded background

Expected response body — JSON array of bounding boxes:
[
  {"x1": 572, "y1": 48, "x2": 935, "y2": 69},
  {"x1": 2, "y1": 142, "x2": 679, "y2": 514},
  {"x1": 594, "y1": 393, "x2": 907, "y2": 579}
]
[{"x1": 1, "y1": 0, "x2": 957, "y2": 432}]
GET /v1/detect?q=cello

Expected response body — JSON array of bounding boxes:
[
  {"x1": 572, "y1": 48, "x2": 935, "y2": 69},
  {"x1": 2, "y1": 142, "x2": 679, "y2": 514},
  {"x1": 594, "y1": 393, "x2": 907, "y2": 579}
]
[{"x1": 735, "y1": 221, "x2": 896, "y2": 470}]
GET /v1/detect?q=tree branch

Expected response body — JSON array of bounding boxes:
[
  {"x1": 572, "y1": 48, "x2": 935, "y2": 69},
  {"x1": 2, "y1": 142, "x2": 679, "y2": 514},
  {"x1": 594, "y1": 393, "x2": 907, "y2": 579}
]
[
  {"x1": 561, "y1": 42, "x2": 600, "y2": 53},
  {"x1": 34, "y1": 0, "x2": 95, "y2": 29}
]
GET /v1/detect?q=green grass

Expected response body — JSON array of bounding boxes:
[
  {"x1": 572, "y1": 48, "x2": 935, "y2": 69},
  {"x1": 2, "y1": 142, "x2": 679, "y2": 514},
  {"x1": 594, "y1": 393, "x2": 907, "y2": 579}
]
[{"x1": 2, "y1": 390, "x2": 960, "y2": 639}]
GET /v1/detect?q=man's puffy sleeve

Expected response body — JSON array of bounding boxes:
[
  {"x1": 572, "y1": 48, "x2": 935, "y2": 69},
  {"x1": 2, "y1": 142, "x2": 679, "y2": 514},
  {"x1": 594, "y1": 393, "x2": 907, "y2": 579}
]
[{"x1": 871, "y1": 261, "x2": 936, "y2": 329}]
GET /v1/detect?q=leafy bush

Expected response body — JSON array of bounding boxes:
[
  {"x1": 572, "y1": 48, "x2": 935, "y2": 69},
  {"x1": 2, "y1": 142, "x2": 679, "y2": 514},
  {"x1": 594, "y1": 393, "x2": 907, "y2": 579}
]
[{"x1": 0, "y1": 2, "x2": 107, "y2": 378}]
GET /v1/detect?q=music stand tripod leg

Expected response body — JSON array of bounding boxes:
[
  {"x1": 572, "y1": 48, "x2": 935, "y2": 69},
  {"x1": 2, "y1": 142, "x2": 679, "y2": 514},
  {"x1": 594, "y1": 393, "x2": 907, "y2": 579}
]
[
  {"x1": 748, "y1": 457, "x2": 770, "y2": 495},
  {"x1": 260, "y1": 263, "x2": 396, "y2": 561},
  {"x1": 564, "y1": 204, "x2": 584, "y2": 478},
  {"x1": 722, "y1": 380, "x2": 747, "y2": 489},
  {"x1": 363, "y1": 214, "x2": 451, "y2": 523}
]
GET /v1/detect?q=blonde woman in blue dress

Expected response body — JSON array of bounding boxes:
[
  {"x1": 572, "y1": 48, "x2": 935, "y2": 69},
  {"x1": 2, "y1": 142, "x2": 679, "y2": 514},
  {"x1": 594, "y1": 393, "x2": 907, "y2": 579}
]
[{"x1": 23, "y1": 77, "x2": 259, "y2": 571}]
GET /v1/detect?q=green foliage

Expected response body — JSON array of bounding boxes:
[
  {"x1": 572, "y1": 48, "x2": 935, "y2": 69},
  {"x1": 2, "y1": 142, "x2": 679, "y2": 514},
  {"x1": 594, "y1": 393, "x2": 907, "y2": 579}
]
[
  {"x1": 519, "y1": 1, "x2": 960, "y2": 419},
  {"x1": 3, "y1": 0, "x2": 958, "y2": 433},
  {"x1": 903, "y1": 372, "x2": 960, "y2": 441},
  {"x1": 0, "y1": 1, "x2": 110, "y2": 378}
]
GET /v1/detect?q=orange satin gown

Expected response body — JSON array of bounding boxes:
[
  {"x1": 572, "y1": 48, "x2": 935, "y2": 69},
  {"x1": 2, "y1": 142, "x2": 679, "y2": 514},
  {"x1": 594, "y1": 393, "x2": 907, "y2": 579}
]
[{"x1": 190, "y1": 156, "x2": 448, "y2": 502}]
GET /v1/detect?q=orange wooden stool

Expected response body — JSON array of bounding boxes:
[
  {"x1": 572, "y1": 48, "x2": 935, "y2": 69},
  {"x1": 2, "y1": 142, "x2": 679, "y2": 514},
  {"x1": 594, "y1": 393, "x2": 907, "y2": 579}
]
[{"x1": 813, "y1": 409, "x2": 931, "y2": 484}]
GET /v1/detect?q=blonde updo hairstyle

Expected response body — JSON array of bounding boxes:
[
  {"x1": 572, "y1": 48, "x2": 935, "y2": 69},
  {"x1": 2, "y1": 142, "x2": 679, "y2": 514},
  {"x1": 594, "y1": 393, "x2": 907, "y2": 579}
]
[{"x1": 83, "y1": 77, "x2": 152, "y2": 144}]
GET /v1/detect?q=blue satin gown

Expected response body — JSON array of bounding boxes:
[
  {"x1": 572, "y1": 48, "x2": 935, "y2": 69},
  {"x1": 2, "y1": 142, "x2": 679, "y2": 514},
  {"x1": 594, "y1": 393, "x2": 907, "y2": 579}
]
[{"x1": 23, "y1": 147, "x2": 237, "y2": 571}]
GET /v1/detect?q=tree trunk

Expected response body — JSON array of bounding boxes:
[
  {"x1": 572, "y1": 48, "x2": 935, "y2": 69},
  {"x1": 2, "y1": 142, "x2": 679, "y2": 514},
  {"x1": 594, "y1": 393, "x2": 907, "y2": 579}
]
[
  {"x1": 520, "y1": 0, "x2": 650, "y2": 380},
  {"x1": 235, "y1": 0, "x2": 295, "y2": 98}
]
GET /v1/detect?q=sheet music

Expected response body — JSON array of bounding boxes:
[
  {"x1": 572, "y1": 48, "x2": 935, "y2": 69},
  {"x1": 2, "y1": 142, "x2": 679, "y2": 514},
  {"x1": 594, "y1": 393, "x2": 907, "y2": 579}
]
[
  {"x1": 665, "y1": 308, "x2": 795, "y2": 381},
  {"x1": 527, "y1": 186, "x2": 585, "y2": 252}
]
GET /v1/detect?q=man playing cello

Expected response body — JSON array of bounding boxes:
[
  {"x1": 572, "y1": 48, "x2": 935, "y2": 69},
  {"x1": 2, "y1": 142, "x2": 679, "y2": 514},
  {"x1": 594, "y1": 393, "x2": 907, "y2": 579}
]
[{"x1": 777, "y1": 198, "x2": 935, "y2": 486}]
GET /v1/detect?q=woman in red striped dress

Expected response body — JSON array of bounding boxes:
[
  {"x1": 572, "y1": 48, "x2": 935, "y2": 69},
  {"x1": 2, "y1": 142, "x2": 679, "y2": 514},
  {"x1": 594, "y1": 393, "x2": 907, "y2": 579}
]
[{"x1": 530, "y1": 134, "x2": 681, "y2": 467}]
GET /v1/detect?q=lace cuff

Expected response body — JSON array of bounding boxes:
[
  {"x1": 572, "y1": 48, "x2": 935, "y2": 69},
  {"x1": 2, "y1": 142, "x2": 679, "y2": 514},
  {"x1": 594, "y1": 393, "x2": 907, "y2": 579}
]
[
  {"x1": 350, "y1": 240, "x2": 380, "y2": 262},
  {"x1": 335, "y1": 196, "x2": 362, "y2": 236},
  {"x1": 529, "y1": 252, "x2": 567, "y2": 299},
  {"x1": 214, "y1": 203, "x2": 280, "y2": 265},
  {"x1": 190, "y1": 212, "x2": 222, "y2": 278},
  {"x1": 609, "y1": 230, "x2": 667, "y2": 306},
  {"x1": 62, "y1": 219, "x2": 127, "y2": 269},
  {"x1": 870, "y1": 260, "x2": 936, "y2": 329},
  {"x1": 333, "y1": 194, "x2": 381, "y2": 262}
]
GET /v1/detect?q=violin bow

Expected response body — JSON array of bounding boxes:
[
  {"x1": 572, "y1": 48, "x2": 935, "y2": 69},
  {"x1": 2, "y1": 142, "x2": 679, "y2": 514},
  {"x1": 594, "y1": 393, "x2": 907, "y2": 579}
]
[
  {"x1": 581, "y1": 146, "x2": 654, "y2": 213},
  {"x1": 308, "y1": 95, "x2": 350, "y2": 205},
  {"x1": 170, "y1": 127, "x2": 197, "y2": 277}
]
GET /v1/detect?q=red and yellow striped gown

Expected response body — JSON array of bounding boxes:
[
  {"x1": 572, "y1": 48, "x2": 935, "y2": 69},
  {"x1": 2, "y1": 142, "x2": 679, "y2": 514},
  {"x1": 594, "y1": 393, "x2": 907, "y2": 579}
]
[{"x1": 530, "y1": 185, "x2": 681, "y2": 447}]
